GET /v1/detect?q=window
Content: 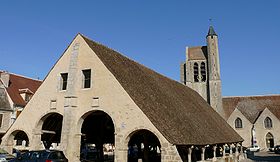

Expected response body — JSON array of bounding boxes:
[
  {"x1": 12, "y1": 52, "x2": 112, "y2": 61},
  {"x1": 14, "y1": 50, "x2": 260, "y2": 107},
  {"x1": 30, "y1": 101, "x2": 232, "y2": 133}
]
[
  {"x1": 82, "y1": 69, "x2": 91, "y2": 88},
  {"x1": 235, "y1": 117, "x2": 242, "y2": 128},
  {"x1": 60, "y1": 73, "x2": 68, "y2": 90},
  {"x1": 264, "y1": 117, "x2": 273, "y2": 128},
  {"x1": 0, "y1": 114, "x2": 2, "y2": 127},
  {"x1": 194, "y1": 62, "x2": 199, "y2": 82},
  {"x1": 200, "y1": 62, "x2": 206, "y2": 82}
]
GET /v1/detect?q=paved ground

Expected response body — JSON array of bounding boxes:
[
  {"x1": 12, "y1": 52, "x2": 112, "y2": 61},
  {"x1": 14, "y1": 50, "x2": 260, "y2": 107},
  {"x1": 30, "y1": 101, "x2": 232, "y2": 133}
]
[{"x1": 240, "y1": 151, "x2": 280, "y2": 162}]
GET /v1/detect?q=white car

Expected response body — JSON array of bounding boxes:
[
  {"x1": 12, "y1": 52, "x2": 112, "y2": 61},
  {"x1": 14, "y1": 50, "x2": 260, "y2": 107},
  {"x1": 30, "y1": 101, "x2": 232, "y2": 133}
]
[{"x1": 247, "y1": 145, "x2": 260, "y2": 152}]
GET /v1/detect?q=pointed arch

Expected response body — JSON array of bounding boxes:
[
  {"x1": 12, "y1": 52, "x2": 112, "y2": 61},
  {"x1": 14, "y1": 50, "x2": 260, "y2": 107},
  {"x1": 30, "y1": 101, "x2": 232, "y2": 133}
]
[
  {"x1": 235, "y1": 118, "x2": 243, "y2": 128},
  {"x1": 266, "y1": 132, "x2": 274, "y2": 148},
  {"x1": 264, "y1": 117, "x2": 272, "y2": 128}
]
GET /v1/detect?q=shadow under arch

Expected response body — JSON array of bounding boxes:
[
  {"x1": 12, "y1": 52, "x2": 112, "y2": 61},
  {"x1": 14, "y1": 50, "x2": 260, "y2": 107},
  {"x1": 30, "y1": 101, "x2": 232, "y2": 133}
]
[
  {"x1": 79, "y1": 110, "x2": 115, "y2": 162},
  {"x1": 5, "y1": 129, "x2": 30, "y2": 152},
  {"x1": 36, "y1": 112, "x2": 63, "y2": 149},
  {"x1": 127, "y1": 129, "x2": 161, "y2": 162}
]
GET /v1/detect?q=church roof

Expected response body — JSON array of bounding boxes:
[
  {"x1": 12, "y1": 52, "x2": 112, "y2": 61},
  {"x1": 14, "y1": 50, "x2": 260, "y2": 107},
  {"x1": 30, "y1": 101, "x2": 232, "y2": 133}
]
[
  {"x1": 207, "y1": 26, "x2": 217, "y2": 37},
  {"x1": 187, "y1": 46, "x2": 207, "y2": 61},
  {"x1": 223, "y1": 95, "x2": 280, "y2": 123},
  {"x1": 81, "y1": 34, "x2": 243, "y2": 145},
  {"x1": 0, "y1": 71, "x2": 42, "y2": 107}
]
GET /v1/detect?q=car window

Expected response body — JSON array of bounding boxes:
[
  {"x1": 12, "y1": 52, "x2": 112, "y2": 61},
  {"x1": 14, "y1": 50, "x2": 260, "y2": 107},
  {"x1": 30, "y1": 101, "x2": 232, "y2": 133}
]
[
  {"x1": 30, "y1": 152, "x2": 40, "y2": 159},
  {"x1": 40, "y1": 151, "x2": 50, "y2": 159},
  {"x1": 49, "y1": 151, "x2": 65, "y2": 159}
]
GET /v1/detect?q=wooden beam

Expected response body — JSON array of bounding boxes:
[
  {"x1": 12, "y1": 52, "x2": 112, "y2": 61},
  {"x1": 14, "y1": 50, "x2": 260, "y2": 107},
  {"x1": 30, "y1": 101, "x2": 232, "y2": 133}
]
[{"x1": 41, "y1": 130, "x2": 56, "y2": 134}]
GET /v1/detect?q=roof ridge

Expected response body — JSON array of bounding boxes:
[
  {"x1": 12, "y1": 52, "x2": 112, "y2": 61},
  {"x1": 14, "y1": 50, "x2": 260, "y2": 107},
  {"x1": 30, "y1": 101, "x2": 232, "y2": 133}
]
[
  {"x1": 80, "y1": 34, "x2": 182, "y2": 85},
  {"x1": 0, "y1": 70, "x2": 42, "y2": 82},
  {"x1": 223, "y1": 94, "x2": 280, "y2": 98}
]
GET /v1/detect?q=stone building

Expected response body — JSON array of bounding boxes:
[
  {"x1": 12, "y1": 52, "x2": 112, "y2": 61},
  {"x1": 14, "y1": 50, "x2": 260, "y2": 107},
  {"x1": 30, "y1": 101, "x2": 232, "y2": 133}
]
[
  {"x1": 1, "y1": 34, "x2": 242, "y2": 162},
  {"x1": 224, "y1": 95, "x2": 280, "y2": 150},
  {"x1": 0, "y1": 71, "x2": 41, "y2": 141},
  {"x1": 180, "y1": 26, "x2": 224, "y2": 118},
  {"x1": 181, "y1": 26, "x2": 280, "y2": 151}
]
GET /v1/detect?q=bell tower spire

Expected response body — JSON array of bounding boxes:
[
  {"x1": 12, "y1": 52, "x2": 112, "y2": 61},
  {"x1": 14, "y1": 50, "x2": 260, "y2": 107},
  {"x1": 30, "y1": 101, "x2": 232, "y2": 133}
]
[{"x1": 206, "y1": 26, "x2": 224, "y2": 118}]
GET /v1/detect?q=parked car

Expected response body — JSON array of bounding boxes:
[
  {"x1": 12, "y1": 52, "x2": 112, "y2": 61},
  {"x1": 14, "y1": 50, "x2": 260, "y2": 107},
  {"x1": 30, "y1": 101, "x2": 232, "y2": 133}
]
[
  {"x1": 10, "y1": 150, "x2": 68, "y2": 162},
  {"x1": 274, "y1": 145, "x2": 280, "y2": 154},
  {"x1": 0, "y1": 148, "x2": 15, "y2": 162},
  {"x1": 247, "y1": 145, "x2": 260, "y2": 152}
]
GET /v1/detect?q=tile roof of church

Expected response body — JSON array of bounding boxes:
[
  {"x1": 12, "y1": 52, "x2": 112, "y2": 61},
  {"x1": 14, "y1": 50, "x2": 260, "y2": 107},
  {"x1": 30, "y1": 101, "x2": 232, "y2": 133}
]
[
  {"x1": 81, "y1": 34, "x2": 243, "y2": 145},
  {"x1": 223, "y1": 95, "x2": 280, "y2": 123},
  {"x1": 187, "y1": 46, "x2": 207, "y2": 60},
  {"x1": 0, "y1": 71, "x2": 42, "y2": 107}
]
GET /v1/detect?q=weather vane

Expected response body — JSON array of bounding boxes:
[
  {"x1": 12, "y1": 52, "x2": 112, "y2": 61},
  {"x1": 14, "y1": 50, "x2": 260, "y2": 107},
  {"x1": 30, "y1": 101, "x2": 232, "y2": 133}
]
[{"x1": 209, "y1": 18, "x2": 213, "y2": 26}]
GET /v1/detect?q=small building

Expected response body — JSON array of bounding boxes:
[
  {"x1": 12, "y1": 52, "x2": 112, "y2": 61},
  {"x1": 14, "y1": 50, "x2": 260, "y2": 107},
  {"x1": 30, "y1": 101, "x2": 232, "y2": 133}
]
[
  {"x1": 224, "y1": 95, "x2": 280, "y2": 150},
  {"x1": 1, "y1": 33, "x2": 242, "y2": 162},
  {"x1": 0, "y1": 71, "x2": 41, "y2": 141}
]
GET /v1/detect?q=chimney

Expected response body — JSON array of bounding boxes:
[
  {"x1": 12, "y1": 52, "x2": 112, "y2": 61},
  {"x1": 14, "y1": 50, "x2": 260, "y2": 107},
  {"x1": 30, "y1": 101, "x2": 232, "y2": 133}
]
[{"x1": 0, "y1": 71, "x2": 10, "y2": 87}]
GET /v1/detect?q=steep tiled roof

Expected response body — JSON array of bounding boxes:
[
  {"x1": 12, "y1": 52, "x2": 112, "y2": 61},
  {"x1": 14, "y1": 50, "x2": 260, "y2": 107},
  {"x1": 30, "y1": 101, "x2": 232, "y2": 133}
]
[
  {"x1": 223, "y1": 95, "x2": 280, "y2": 123},
  {"x1": 82, "y1": 34, "x2": 243, "y2": 145},
  {"x1": 0, "y1": 71, "x2": 42, "y2": 106},
  {"x1": 187, "y1": 46, "x2": 207, "y2": 61}
]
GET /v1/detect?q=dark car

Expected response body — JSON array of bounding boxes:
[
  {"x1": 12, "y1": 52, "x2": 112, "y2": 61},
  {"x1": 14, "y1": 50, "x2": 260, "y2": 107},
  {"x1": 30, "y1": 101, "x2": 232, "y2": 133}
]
[
  {"x1": 9, "y1": 150, "x2": 68, "y2": 162},
  {"x1": 274, "y1": 145, "x2": 280, "y2": 154}
]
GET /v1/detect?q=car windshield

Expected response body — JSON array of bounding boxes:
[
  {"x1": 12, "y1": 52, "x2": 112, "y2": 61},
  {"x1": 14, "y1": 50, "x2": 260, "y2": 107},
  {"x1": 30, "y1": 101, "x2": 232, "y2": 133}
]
[
  {"x1": 40, "y1": 151, "x2": 50, "y2": 158},
  {"x1": 49, "y1": 151, "x2": 66, "y2": 159}
]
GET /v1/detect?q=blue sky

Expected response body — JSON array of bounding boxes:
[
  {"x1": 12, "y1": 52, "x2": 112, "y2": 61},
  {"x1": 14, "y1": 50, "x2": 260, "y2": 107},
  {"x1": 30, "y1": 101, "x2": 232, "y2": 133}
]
[{"x1": 0, "y1": 1, "x2": 280, "y2": 96}]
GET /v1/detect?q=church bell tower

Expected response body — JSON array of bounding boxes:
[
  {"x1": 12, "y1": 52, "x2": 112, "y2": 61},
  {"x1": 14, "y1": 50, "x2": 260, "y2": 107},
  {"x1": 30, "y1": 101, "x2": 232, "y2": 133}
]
[
  {"x1": 181, "y1": 26, "x2": 225, "y2": 118},
  {"x1": 206, "y1": 26, "x2": 224, "y2": 117}
]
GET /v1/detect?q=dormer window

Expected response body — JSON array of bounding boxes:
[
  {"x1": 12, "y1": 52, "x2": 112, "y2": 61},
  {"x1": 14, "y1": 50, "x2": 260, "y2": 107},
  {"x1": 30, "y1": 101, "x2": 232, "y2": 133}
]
[
  {"x1": 19, "y1": 88, "x2": 34, "y2": 103},
  {"x1": 60, "y1": 73, "x2": 68, "y2": 90},
  {"x1": 82, "y1": 69, "x2": 91, "y2": 89}
]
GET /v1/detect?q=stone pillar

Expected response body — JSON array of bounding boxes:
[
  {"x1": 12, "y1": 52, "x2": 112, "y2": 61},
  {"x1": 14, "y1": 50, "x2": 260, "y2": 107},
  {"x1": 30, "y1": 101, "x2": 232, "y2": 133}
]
[
  {"x1": 213, "y1": 145, "x2": 217, "y2": 161},
  {"x1": 161, "y1": 143, "x2": 182, "y2": 162},
  {"x1": 1, "y1": 137, "x2": 14, "y2": 154},
  {"x1": 114, "y1": 133, "x2": 128, "y2": 162},
  {"x1": 22, "y1": 140, "x2": 26, "y2": 147},
  {"x1": 223, "y1": 145, "x2": 226, "y2": 157},
  {"x1": 30, "y1": 129, "x2": 44, "y2": 150},
  {"x1": 201, "y1": 146, "x2": 206, "y2": 161},
  {"x1": 188, "y1": 146, "x2": 193, "y2": 162},
  {"x1": 60, "y1": 42, "x2": 80, "y2": 161},
  {"x1": 239, "y1": 143, "x2": 245, "y2": 160},
  {"x1": 234, "y1": 143, "x2": 239, "y2": 162},
  {"x1": 229, "y1": 144, "x2": 233, "y2": 157}
]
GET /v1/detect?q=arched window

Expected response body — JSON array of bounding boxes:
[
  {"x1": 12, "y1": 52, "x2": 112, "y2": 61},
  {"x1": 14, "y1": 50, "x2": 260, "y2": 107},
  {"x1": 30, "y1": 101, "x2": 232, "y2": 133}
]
[
  {"x1": 200, "y1": 62, "x2": 206, "y2": 82},
  {"x1": 235, "y1": 118, "x2": 242, "y2": 128},
  {"x1": 264, "y1": 117, "x2": 273, "y2": 128},
  {"x1": 194, "y1": 62, "x2": 199, "y2": 82}
]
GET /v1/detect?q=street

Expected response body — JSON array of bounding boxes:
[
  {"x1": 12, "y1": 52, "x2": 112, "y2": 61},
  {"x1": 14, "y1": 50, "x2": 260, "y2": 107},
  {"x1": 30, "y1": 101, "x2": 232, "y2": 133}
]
[{"x1": 241, "y1": 151, "x2": 280, "y2": 162}]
